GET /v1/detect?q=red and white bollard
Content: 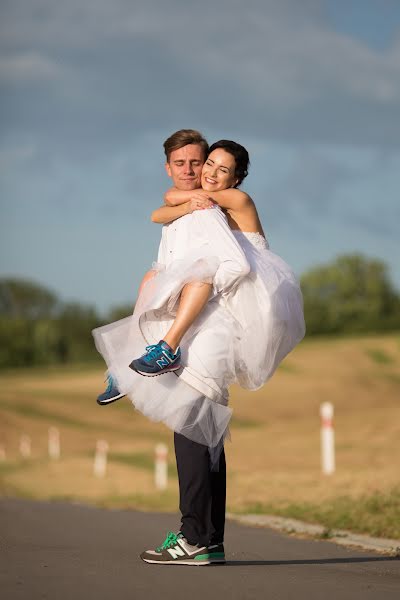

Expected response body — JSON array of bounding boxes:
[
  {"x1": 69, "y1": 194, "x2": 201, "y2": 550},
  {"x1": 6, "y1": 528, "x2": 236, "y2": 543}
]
[
  {"x1": 19, "y1": 435, "x2": 31, "y2": 459},
  {"x1": 320, "y1": 402, "x2": 335, "y2": 475},
  {"x1": 48, "y1": 427, "x2": 60, "y2": 460},
  {"x1": 93, "y1": 440, "x2": 109, "y2": 478},
  {"x1": 155, "y1": 444, "x2": 168, "y2": 490}
]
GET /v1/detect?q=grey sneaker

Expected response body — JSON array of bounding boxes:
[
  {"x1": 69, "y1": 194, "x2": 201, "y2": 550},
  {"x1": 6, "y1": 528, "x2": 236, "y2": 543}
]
[{"x1": 140, "y1": 532, "x2": 225, "y2": 565}]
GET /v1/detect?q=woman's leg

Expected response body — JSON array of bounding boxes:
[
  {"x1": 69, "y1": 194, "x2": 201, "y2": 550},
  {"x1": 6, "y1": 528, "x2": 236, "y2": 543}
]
[
  {"x1": 96, "y1": 269, "x2": 157, "y2": 404},
  {"x1": 138, "y1": 269, "x2": 157, "y2": 297},
  {"x1": 163, "y1": 281, "x2": 211, "y2": 352},
  {"x1": 130, "y1": 279, "x2": 212, "y2": 375}
]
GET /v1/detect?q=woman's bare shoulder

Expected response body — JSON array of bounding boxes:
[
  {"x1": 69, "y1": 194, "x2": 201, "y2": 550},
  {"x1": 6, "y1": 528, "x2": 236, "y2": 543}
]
[{"x1": 214, "y1": 188, "x2": 253, "y2": 209}]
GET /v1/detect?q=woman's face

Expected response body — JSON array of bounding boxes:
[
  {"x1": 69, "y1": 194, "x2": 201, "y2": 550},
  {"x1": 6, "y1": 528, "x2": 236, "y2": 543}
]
[{"x1": 201, "y1": 148, "x2": 238, "y2": 192}]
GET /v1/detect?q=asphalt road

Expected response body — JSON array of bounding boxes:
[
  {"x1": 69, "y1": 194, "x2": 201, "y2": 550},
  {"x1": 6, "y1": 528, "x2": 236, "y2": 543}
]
[{"x1": 1, "y1": 498, "x2": 399, "y2": 600}]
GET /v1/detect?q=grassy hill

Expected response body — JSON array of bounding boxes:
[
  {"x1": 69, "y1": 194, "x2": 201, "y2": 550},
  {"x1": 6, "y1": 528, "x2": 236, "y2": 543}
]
[{"x1": 1, "y1": 333, "x2": 399, "y2": 538}]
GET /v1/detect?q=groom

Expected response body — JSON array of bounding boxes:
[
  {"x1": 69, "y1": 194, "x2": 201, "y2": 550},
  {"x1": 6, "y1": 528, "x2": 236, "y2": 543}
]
[{"x1": 140, "y1": 129, "x2": 239, "y2": 565}]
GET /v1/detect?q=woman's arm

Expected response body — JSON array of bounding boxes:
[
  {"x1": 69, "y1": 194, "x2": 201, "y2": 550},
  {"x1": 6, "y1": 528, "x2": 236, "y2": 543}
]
[
  {"x1": 151, "y1": 203, "x2": 190, "y2": 224},
  {"x1": 164, "y1": 187, "x2": 212, "y2": 206},
  {"x1": 152, "y1": 196, "x2": 215, "y2": 224},
  {"x1": 164, "y1": 186, "x2": 253, "y2": 211}
]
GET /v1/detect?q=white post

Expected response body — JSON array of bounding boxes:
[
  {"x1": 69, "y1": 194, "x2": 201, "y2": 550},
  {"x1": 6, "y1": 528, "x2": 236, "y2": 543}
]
[
  {"x1": 19, "y1": 435, "x2": 31, "y2": 459},
  {"x1": 0, "y1": 445, "x2": 5, "y2": 461},
  {"x1": 93, "y1": 440, "x2": 108, "y2": 478},
  {"x1": 320, "y1": 402, "x2": 335, "y2": 475},
  {"x1": 155, "y1": 443, "x2": 168, "y2": 490},
  {"x1": 48, "y1": 427, "x2": 60, "y2": 460}
]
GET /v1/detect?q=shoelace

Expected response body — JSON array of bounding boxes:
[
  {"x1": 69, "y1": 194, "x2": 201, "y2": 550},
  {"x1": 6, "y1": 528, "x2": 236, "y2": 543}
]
[
  {"x1": 156, "y1": 531, "x2": 180, "y2": 552},
  {"x1": 144, "y1": 344, "x2": 163, "y2": 362},
  {"x1": 105, "y1": 375, "x2": 114, "y2": 392}
]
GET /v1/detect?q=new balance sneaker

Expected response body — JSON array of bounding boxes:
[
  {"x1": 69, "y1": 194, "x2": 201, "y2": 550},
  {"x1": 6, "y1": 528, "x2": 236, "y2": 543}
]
[
  {"x1": 96, "y1": 374, "x2": 126, "y2": 406},
  {"x1": 140, "y1": 532, "x2": 226, "y2": 566},
  {"x1": 129, "y1": 340, "x2": 181, "y2": 376}
]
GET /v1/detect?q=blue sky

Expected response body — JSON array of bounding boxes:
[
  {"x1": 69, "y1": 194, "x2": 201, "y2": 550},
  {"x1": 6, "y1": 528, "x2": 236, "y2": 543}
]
[{"x1": 1, "y1": 0, "x2": 400, "y2": 314}]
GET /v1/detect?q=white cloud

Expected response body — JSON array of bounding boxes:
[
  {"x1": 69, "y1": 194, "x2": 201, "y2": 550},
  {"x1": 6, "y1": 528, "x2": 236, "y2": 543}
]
[
  {"x1": 1, "y1": 1, "x2": 400, "y2": 307},
  {"x1": 0, "y1": 52, "x2": 61, "y2": 83}
]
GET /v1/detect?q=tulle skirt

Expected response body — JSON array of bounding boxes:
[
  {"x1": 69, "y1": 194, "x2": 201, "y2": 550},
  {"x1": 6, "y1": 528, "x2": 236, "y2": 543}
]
[
  {"x1": 93, "y1": 231, "x2": 305, "y2": 449},
  {"x1": 228, "y1": 230, "x2": 305, "y2": 389}
]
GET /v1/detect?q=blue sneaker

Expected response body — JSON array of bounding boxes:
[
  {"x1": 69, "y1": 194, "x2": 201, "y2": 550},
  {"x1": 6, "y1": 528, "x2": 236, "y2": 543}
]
[
  {"x1": 129, "y1": 340, "x2": 181, "y2": 376},
  {"x1": 96, "y1": 374, "x2": 126, "y2": 406}
]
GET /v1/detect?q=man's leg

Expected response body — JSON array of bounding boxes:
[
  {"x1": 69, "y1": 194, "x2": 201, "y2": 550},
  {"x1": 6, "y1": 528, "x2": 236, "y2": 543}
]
[
  {"x1": 174, "y1": 431, "x2": 226, "y2": 547},
  {"x1": 210, "y1": 447, "x2": 226, "y2": 545}
]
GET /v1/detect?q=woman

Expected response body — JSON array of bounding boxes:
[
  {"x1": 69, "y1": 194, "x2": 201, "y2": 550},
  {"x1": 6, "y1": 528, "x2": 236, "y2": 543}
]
[{"x1": 93, "y1": 140, "x2": 305, "y2": 449}]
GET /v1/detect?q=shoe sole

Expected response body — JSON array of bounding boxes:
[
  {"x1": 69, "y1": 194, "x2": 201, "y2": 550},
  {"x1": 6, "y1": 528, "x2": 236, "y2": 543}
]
[
  {"x1": 96, "y1": 393, "x2": 126, "y2": 406},
  {"x1": 141, "y1": 557, "x2": 226, "y2": 566},
  {"x1": 129, "y1": 364, "x2": 181, "y2": 377}
]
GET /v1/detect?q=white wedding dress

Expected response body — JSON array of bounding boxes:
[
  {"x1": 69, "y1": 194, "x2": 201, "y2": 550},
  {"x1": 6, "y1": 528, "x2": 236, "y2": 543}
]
[{"x1": 93, "y1": 207, "x2": 305, "y2": 449}]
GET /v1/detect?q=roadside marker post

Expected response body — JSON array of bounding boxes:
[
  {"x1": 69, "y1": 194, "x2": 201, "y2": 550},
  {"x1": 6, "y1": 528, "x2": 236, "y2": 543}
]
[
  {"x1": 0, "y1": 445, "x2": 5, "y2": 461},
  {"x1": 320, "y1": 402, "x2": 335, "y2": 475},
  {"x1": 19, "y1": 435, "x2": 31, "y2": 459},
  {"x1": 155, "y1": 443, "x2": 168, "y2": 490},
  {"x1": 48, "y1": 427, "x2": 60, "y2": 460},
  {"x1": 94, "y1": 440, "x2": 108, "y2": 478}
]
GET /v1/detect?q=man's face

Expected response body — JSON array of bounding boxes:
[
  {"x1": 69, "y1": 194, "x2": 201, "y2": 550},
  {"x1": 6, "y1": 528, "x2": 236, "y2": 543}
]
[{"x1": 165, "y1": 144, "x2": 205, "y2": 190}]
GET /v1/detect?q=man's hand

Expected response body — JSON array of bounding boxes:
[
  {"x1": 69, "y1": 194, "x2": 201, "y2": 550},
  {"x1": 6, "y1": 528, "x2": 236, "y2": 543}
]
[{"x1": 188, "y1": 192, "x2": 215, "y2": 213}]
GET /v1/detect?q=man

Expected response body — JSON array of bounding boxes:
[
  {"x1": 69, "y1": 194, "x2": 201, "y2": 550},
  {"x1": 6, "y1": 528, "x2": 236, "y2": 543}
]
[{"x1": 93, "y1": 130, "x2": 249, "y2": 565}]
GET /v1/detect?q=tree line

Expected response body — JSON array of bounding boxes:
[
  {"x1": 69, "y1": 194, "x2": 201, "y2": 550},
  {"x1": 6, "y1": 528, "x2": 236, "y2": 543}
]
[{"x1": 1, "y1": 253, "x2": 399, "y2": 368}]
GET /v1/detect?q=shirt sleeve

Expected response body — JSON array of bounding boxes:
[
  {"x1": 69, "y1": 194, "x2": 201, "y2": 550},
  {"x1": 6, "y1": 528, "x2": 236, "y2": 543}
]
[{"x1": 155, "y1": 225, "x2": 168, "y2": 266}]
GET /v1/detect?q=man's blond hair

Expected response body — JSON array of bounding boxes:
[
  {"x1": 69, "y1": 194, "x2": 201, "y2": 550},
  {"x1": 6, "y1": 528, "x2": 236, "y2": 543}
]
[{"x1": 163, "y1": 129, "x2": 209, "y2": 162}]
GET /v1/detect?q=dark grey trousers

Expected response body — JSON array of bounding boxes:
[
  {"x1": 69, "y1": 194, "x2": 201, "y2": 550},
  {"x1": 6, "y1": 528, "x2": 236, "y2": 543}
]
[{"x1": 174, "y1": 431, "x2": 226, "y2": 547}]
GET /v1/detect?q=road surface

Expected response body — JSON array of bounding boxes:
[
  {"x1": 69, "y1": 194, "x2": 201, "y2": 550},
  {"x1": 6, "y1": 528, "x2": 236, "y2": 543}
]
[{"x1": 1, "y1": 498, "x2": 399, "y2": 599}]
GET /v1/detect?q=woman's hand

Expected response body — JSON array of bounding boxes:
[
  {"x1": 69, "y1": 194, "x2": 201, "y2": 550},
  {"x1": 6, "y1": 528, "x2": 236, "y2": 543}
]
[{"x1": 188, "y1": 192, "x2": 215, "y2": 213}]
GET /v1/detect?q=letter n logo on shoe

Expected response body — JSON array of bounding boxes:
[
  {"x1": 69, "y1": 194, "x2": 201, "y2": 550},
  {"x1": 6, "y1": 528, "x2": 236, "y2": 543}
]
[
  {"x1": 167, "y1": 545, "x2": 185, "y2": 559},
  {"x1": 156, "y1": 355, "x2": 170, "y2": 368}
]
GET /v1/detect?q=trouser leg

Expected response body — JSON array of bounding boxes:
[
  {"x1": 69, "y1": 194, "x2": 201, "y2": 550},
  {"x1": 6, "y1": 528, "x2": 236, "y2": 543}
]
[
  {"x1": 210, "y1": 447, "x2": 226, "y2": 545},
  {"x1": 174, "y1": 431, "x2": 226, "y2": 547}
]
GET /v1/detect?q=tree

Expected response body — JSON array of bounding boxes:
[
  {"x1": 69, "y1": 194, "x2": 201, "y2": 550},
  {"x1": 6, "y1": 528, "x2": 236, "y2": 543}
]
[
  {"x1": 301, "y1": 254, "x2": 400, "y2": 334},
  {"x1": 0, "y1": 278, "x2": 59, "y2": 319}
]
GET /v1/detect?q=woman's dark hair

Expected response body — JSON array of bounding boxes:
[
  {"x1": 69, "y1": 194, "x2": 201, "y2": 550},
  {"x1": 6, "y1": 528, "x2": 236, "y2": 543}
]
[{"x1": 208, "y1": 140, "x2": 250, "y2": 187}]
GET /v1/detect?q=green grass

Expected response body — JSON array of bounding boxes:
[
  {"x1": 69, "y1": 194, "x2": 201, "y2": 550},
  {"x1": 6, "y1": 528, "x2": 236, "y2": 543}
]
[
  {"x1": 278, "y1": 362, "x2": 300, "y2": 374},
  {"x1": 230, "y1": 416, "x2": 260, "y2": 429},
  {"x1": 0, "y1": 400, "x2": 165, "y2": 440},
  {"x1": 0, "y1": 361, "x2": 104, "y2": 378},
  {"x1": 365, "y1": 348, "x2": 395, "y2": 365},
  {"x1": 237, "y1": 487, "x2": 400, "y2": 540},
  {"x1": 108, "y1": 451, "x2": 178, "y2": 479},
  {"x1": 95, "y1": 491, "x2": 178, "y2": 512},
  {"x1": 0, "y1": 401, "x2": 94, "y2": 430},
  {"x1": 0, "y1": 457, "x2": 48, "y2": 477}
]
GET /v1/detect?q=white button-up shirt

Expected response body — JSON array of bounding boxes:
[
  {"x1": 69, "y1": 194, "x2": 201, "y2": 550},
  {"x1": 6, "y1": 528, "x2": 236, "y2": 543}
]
[{"x1": 156, "y1": 206, "x2": 250, "y2": 296}]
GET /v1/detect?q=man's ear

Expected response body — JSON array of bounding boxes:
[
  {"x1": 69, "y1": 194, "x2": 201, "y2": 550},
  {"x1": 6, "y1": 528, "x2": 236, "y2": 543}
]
[{"x1": 165, "y1": 162, "x2": 172, "y2": 178}]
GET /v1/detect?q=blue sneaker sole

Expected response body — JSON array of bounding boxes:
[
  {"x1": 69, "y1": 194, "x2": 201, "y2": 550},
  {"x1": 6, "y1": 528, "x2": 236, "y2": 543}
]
[
  {"x1": 129, "y1": 363, "x2": 181, "y2": 377},
  {"x1": 96, "y1": 392, "x2": 126, "y2": 406}
]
